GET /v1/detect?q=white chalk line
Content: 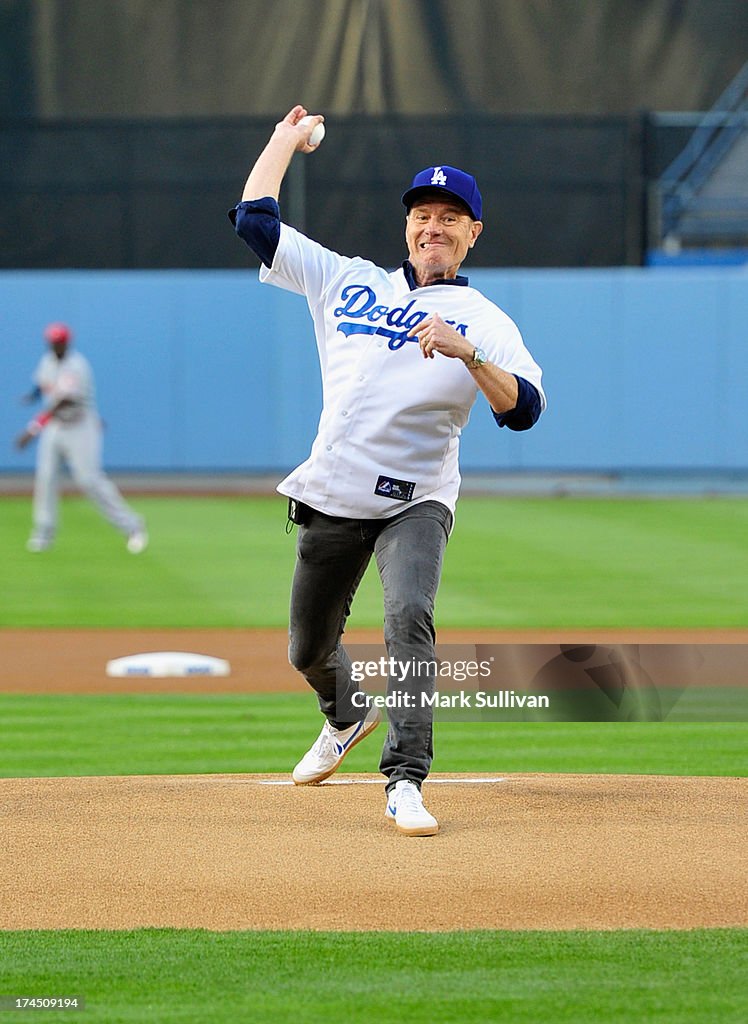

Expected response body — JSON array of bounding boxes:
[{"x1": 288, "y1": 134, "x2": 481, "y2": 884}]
[{"x1": 257, "y1": 776, "x2": 506, "y2": 787}]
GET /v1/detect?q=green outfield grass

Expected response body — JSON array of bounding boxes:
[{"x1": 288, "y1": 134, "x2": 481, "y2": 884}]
[
  {"x1": 1, "y1": 928, "x2": 745, "y2": 1024},
  {"x1": 0, "y1": 694, "x2": 745, "y2": 778},
  {"x1": 2, "y1": 494, "x2": 748, "y2": 627}
]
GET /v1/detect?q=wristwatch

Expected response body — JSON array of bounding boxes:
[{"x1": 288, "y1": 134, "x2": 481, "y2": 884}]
[{"x1": 466, "y1": 346, "x2": 488, "y2": 369}]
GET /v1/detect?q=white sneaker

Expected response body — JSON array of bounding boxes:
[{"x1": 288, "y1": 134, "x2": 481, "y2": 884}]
[
  {"x1": 26, "y1": 536, "x2": 52, "y2": 552},
  {"x1": 385, "y1": 780, "x2": 439, "y2": 836},
  {"x1": 292, "y1": 704, "x2": 380, "y2": 785},
  {"x1": 127, "y1": 529, "x2": 148, "y2": 554}
]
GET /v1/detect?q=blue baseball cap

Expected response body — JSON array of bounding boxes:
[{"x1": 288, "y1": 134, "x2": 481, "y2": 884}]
[{"x1": 402, "y1": 165, "x2": 482, "y2": 221}]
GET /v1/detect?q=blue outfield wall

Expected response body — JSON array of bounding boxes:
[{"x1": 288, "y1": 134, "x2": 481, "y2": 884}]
[{"x1": 2, "y1": 267, "x2": 747, "y2": 474}]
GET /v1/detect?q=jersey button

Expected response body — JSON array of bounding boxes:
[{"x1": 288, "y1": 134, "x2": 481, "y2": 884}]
[
  {"x1": 341, "y1": 410, "x2": 348, "y2": 417},
  {"x1": 326, "y1": 444, "x2": 333, "y2": 452}
]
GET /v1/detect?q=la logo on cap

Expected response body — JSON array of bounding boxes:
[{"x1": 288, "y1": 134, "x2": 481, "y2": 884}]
[{"x1": 430, "y1": 167, "x2": 448, "y2": 186}]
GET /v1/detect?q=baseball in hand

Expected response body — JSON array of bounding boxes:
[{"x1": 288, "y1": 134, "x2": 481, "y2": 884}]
[{"x1": 300, "y1": 115, "x2": 325, "y2": 147}]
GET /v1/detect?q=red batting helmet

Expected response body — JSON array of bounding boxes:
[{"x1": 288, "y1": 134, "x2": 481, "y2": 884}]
[{"x1": 44, "y1": 322, "x2": 72, "y2": 344}]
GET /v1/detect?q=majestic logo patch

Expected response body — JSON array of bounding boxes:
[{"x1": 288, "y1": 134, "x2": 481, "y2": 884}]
[
  {"x1": 374, "y1": 475, "x2": 416, "y2": 502},
  {"x1": 430, "y1": 166, "x2": 448, "y2": 186}
]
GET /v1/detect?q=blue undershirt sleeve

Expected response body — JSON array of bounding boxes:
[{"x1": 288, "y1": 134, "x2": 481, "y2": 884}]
[
  {"x1": 493, "y1": 376, "x2": 542, "y2": 432},
  {"x1": 228, "y1": 197, "x2": 281, "y2": 268}
]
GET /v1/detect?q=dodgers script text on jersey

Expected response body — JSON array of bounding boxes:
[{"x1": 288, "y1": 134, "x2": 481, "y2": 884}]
[{"x1": 334, "y1": 284, "x2": 469, "y2": 348}]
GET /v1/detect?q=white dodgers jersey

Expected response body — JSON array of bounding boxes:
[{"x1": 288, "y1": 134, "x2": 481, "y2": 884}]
[{"x1": 260, "y1": 224, "x2": 545, "y2": 518}]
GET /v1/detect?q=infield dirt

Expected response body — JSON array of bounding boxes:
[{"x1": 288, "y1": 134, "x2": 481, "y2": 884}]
[{"x1": 4, "y1": 626, "x2": 748, "y2": 693}]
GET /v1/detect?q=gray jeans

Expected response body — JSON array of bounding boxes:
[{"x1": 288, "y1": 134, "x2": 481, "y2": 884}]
[{"x1": 288, "y1": 499, "x2": 452, "y2": 789}]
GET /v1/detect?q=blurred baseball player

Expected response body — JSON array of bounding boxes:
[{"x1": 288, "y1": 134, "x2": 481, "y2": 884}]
[
  {"x1": 230, "y1": 106, "x2": 545, "y2": 835},
  {"x1": 15, "y1": 323, "x2": 148, "y2": 554}
]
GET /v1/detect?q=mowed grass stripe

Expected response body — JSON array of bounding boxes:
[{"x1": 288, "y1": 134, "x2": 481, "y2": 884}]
[
  {"x1": 440, "y1": 497, "x2": 748, "y2": 626},
  {"x1": 0, "y1": 694, "x2": 745, "y2": 778},
  {"x1": 0, "y1": 928, "x2": 745, "y2": 1024},
  {"x1": 2, "y1": 495, "x2": 748, "y2": 627}
]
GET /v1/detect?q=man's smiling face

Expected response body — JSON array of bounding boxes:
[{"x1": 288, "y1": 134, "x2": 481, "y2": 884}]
[{"x1": 405, "y1": 194, "x2": 483, "y2": 287}]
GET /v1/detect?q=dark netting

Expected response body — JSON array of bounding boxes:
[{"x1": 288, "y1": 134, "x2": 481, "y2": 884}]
[
  {"x1": 0, "y1": 192, "x2": 127, "y2": 267},
  {"x1": 131, "y1": 187, "x2": 253, "y2": 269},
  {"x1": 0, "y1": 115, "x2": 646, "y2": 268},
  {"x1": 1, "y1": 123, "x2": 129, "y2": 188}
]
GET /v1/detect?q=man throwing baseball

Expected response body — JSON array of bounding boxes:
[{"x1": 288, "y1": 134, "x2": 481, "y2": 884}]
[
  {"x1": 15, "y1": 323, "x2": 147, "y2": 554},
  {"x1": 230, "y1": 106, "x2": 545, "y2": 835}
]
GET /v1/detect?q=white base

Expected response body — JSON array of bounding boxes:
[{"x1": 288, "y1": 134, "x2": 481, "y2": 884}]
[{"x1": 106, "y1": 651, "x2": 231, "y2": 678}]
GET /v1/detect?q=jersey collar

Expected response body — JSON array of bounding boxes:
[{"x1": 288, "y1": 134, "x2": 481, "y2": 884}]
[{"x1": 402, "y1": 260, "x2": 469, "y2": 290}]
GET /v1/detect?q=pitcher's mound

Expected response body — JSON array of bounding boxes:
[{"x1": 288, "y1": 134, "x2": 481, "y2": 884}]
[{"x1": 1, "y1": 772, "x2": 745, "y2": 931}]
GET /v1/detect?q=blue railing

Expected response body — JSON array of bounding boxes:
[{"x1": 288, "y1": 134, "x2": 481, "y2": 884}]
[{"x1": 658, "y1": 61, "x2": 748, "y2": 240}]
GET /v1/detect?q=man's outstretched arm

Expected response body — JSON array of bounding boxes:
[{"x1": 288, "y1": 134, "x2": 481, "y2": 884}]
[{"x1": 241, "y1": 105, "x2": 324, "y2": 201}]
